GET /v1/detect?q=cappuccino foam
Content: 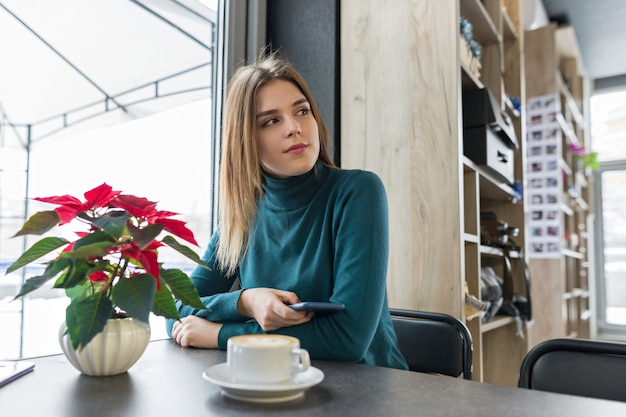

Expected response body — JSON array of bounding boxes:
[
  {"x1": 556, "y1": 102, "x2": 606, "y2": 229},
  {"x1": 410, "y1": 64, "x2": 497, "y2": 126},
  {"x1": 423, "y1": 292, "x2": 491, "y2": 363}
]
[{"x1": 230, "y1": 335, "x2": 296, "y2": 348}]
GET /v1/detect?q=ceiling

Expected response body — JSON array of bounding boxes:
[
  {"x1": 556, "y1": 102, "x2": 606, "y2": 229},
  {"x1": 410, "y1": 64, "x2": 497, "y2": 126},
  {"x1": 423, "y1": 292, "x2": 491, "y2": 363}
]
[{"x1": 541, "y1": 0, "x2": 626, "y2": 85}]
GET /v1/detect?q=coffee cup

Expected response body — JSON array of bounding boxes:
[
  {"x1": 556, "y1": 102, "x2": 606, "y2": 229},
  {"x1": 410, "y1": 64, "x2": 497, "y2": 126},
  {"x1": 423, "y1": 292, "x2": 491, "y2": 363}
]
[{"x1": 226, "y1": 334, "x2": 310, "y2": 385}]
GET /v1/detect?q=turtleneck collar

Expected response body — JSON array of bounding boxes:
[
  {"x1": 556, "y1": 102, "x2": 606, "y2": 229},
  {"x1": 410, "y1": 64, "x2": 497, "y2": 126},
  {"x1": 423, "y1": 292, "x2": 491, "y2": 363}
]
[{"x1": 261, "y1": 161, "x2": 329, "y2": 210}]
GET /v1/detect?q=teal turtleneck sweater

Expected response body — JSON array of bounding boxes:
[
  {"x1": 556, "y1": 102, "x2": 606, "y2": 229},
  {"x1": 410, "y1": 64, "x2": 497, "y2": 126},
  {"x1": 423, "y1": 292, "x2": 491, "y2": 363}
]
[{"x1": 166, "y1": 163, "x2": 408, "y2": 370}]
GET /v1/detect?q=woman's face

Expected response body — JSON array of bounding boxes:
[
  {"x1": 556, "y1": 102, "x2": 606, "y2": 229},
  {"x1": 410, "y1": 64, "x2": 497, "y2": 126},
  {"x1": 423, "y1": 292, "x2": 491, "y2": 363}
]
[{"x1": 255, "y1": 79, "x2": 320, "y2": 179}]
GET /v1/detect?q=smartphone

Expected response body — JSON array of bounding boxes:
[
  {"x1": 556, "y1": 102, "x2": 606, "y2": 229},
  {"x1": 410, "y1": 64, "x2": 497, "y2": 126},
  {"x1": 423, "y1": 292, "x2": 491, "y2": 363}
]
[
  {"x1": 289, "y1": 302, "x2": 346, "y2": 312},
  {"x1": 0, "y1": 361, "x2": 35, "y2": 387}
]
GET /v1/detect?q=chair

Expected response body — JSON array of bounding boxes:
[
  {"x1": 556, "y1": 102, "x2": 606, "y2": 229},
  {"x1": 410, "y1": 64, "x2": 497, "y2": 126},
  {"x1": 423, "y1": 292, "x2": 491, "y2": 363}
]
[
  {"x1": 518, "y1": 338, "x2": 626, "y2": 402},
  {"x1": 389, "y1": 308, "x2": 473, "y2": 380}
]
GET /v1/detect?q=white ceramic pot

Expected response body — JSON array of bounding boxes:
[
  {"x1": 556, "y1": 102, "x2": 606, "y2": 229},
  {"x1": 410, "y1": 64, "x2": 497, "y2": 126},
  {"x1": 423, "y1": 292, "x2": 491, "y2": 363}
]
[{"x1": 58, "y1": 317, "x2": 151, "y2": 376}]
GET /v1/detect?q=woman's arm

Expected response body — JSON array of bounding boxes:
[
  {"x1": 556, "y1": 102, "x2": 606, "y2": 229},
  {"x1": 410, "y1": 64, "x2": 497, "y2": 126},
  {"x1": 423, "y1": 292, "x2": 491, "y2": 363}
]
[
  {"x1": 168, "y1": 231, "x2": 313, "y2": 342},
  {"x1": 165, "y1": 231, "x2": 246, "y2": 336}
]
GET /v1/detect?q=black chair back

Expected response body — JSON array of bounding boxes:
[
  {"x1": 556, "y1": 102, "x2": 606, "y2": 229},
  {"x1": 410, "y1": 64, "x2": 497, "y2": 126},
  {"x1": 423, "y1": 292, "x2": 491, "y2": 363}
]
[
  {"x1": 518, "y1": 338, "x2": 626, "y2": 402},
  {"x1": 389, "y1": 308, "x2": 473, "y2": 380}
]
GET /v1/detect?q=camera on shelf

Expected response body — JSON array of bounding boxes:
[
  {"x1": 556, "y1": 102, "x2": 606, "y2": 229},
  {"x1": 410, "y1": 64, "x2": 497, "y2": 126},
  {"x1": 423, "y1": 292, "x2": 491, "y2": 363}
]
[{"x1": 480, "y1": 212, "x2": 519, "y2": 248}]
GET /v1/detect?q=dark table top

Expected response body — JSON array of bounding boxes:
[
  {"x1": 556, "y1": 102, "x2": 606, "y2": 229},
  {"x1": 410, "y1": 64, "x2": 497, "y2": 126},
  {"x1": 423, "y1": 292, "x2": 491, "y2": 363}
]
[{"x1": 2, "y1": 339, "x2": 626, "y2": 417}]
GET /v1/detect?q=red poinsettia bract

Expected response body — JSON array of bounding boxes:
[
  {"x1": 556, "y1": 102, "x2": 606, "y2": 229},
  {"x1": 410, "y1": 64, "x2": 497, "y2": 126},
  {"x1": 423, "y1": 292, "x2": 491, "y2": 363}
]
[{"x1": 35, "y1": 183, "x2": 121, "y2": 225}]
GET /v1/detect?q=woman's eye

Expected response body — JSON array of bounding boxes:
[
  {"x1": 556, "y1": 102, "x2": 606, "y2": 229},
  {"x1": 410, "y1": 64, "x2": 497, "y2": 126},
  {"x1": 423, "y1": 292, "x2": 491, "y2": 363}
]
[
  {"x1": 297, "y1": 108, "x2": 310, "y2": 116},
  {"x1": 262, "y1": 118, "x2": 278, "y2": 127}
]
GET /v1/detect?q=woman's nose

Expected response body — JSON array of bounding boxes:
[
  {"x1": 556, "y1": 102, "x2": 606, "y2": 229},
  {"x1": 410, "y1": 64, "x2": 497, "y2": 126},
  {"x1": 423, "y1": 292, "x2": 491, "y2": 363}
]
[{"x1": 286, "y1": 117, "x2": 301, "y2": 136}]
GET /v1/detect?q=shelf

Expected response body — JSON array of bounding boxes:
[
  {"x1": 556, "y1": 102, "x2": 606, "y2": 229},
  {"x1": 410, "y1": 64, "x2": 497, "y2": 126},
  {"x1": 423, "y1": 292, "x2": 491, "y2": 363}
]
[
  {"x1": 559, "y1": 158, "x2": 572, "y2": 176},
  {"x1": 466, "y1": 310, "x2": 483, "y2": 322},
  {"x1": 504, "y1": 95, "x2": 521, "y2": 118},
  {"x1": 581, "y1": 310, "x2": 593, "y2": 321},
  {"x1": 571, "y1": 288, "x2": 589, "y2": 298},
  {"x1": 460, "y1": 0, "x2": 500, "y2": 45},
  {"x1": 562, "y1": 249, "x2": 584, "y2": 259},
  {"x1": 480, "y1": 175, "x2": 516, "y2": 201},
  {"x1": 463, "y1": 157, "x2": 517, "y2": 202},
  {"x1": 566, "y1": 190, "x2": 589, "y2": 211},
  {"x1": 566, "y1": 189, "x2": 589, "y2": 211},
  {"x1": 480, "y1": 245, "x2": 521, "y2": 258},
  {"x1": 574, "y1": 196, "x2": 589, "y2": 211},
  {"x1": 481, "y1": 316, "x2": 515, "y2": 333},
  {"x1": 560, "y1": 203, "x2": 574, "y2": 216},
  {"x1": 464, "y1": 233, "x2": 480, "y2": 244},
  {"x1": 501, "y1": 8, "x2": 517, "y2": 42},
  {"x1": 461, "y1": 62, "x2": 484, "y2": 89},
  {"x1": 558, "y1": 73, "x2": 584, "y2": 127},
  {"x1": 556, "y1": 112, "x2": 581, "y2": 146}
]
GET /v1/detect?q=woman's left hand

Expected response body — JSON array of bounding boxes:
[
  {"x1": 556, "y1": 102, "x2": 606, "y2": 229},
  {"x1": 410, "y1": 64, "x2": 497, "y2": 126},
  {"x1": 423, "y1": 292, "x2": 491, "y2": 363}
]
[
  {"x1": 237, "y1": 288, "x2": 313, "y2": 331},
  {"x1": 171, "y1": 316, "x2": 223, "y2": 348}
]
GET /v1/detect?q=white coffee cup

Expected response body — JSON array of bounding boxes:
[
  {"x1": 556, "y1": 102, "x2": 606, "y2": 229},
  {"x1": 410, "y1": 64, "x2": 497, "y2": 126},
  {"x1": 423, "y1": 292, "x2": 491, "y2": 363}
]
[{"x1": 226, "y1": 334, "x2": 310, "y2": 385}]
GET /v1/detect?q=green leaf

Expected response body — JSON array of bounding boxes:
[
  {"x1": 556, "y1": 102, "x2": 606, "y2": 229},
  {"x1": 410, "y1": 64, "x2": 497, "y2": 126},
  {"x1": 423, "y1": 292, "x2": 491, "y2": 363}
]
[
  {"x1": 5, "y1": 236, "x2": 69, "y2": 274},
  {"x1": 12, "y1": 210, "x2": 60, "y2": 237},
  {"x1": 13, "y1": 260, "x2": 68, "y2": 298},
  {"x1": 90, "y1": 211, "x2": 130, "y2": 239},
  {"x1": 112, "y1": 273, "x2": 156, "y2": 323},
  {"x1": 160, "y1": 268, "x2": 206, "y2": 309},
  {"x1": 65, "y1": 292, "x2": 113, "y2": 350},
  {"x1": 15, "y1": 275, "x2": 53, "y2": 298},
  {"x1": 64, "y1": 231, "x2": 116, "y2": 259},
  {"x1": 64, "y1": 242, "x2": 114, "y2": 260},
  {"x1": 53, "y1": 259, "x2": 92, "y2": 289},
  {"x1": 162, "y1": 235, "x2": 210, "y2": 270},
  {"x1": 128, "y1": 222, "x2": 164, "y2": 250},
  {"x1": 583, "y1": 152, "x2": 600, "y2": 170},
  {"x1": 151, "y1": 284, "x2": 180, "y2": 319},
  {"x1": 72, "y1": 230, "x2": 116, "y2": 247},
  {"x1": 65, "y1": 279, "x2": 91, "y2": 303},
  {"x1": 47, "y1": 257, "x2": 72, "y2": 277}
]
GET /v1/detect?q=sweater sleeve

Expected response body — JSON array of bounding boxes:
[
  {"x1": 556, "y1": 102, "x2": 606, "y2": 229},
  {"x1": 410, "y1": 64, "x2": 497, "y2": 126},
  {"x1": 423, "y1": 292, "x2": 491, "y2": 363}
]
[
  {"x1": 217, "y1": 171, "x2": 392, "y2": 363},
  {"x1": 165, "y1": 230, "x2": 248, "y2": 336}
]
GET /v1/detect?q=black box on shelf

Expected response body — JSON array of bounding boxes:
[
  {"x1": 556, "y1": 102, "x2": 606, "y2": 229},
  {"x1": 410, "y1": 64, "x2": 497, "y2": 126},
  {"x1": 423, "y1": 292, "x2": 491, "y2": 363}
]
[
  {"x1": 464, "y1": 126, "x2": 515, "y2": 184},
  {"x1": 462, "y1": 88, "x2": 518, "y2": 185}
]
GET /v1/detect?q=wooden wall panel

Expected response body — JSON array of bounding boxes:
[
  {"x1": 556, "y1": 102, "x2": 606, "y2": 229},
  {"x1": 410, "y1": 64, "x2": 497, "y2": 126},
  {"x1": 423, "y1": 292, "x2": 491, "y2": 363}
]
[
  {"x1": 524, "y1": 24, "x2": 558, "y2": 98},
  {"x1": 528, "y1": 259, "x2": 567, "y2": 347},
  {"x1": 340, "y1": 0, "x2": 462, "y2": 316}
]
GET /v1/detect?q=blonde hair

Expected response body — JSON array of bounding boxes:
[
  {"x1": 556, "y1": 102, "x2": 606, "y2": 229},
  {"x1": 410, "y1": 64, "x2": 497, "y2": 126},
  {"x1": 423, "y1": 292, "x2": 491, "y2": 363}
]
[{"x1": 216, "y1": 52, "x2": 336, "y2": 276}]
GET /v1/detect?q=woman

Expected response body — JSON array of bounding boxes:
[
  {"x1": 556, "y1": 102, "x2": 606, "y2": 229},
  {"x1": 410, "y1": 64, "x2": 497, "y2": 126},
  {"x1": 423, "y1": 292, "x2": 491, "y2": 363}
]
[{"x1": 168, "y1": 52, "x2": 407, "y2": 370}]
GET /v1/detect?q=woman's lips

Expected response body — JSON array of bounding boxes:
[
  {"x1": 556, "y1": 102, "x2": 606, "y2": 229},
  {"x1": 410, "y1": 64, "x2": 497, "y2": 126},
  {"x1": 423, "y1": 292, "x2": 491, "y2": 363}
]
[{"x1": 285, "y1": 143, "x2": 308, "y2": 154}]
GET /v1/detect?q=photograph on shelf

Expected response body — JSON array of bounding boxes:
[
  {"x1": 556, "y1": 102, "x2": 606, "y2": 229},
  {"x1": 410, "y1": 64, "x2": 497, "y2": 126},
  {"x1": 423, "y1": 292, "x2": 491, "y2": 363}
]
[{"x1": 526, "y1": 94, "x2": 562, "y2": 259}]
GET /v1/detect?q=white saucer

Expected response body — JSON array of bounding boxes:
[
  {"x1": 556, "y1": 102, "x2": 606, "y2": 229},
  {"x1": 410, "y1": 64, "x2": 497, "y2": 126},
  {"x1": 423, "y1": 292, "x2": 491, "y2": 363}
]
[{"x1": 202, "y1": 363, "x2": 324, "y2": 403}]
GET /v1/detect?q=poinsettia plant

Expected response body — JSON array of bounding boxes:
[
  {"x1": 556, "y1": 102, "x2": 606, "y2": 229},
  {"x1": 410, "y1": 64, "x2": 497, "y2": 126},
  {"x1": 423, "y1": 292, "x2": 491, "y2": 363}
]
[{"x1": 5, "y1": 183, "x2": 208, "y2": 350}]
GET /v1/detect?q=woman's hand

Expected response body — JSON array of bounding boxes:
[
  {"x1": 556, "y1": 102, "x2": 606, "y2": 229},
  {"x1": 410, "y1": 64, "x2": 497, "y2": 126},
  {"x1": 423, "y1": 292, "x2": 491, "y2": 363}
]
[
  {"x1": 238, "y1": 288, "x2": 313, "y2": 331},
  {"x1": 171, "y1": 316, "x2": 222, "y2": 348}
]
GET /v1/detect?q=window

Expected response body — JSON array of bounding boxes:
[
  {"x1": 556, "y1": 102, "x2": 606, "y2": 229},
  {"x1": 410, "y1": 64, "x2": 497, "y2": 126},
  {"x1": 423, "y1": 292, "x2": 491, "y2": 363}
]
[
  {"x1": 591, "y1": 88, "x2": 626, "y2": 339},
  {"x1": 0, "y1": 0, "x2": 226, "y2": 359}
]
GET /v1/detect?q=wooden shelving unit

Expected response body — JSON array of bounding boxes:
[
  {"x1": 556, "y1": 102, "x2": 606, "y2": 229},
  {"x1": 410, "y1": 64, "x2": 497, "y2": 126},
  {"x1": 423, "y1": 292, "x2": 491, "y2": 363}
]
[
  {"x1": 524, "y1": 23, "x2": 593, "y2": 347},
  {"x1": 460, "y1": 0, "x2": 528, "y2": 386}
]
